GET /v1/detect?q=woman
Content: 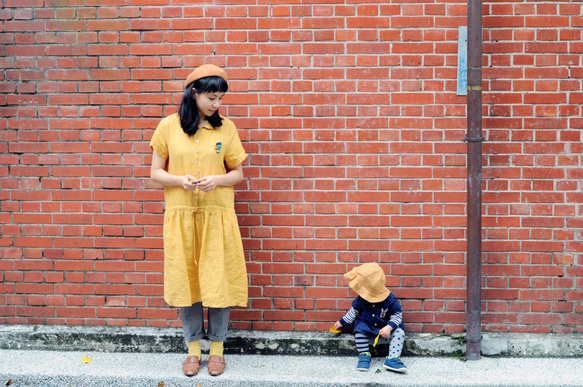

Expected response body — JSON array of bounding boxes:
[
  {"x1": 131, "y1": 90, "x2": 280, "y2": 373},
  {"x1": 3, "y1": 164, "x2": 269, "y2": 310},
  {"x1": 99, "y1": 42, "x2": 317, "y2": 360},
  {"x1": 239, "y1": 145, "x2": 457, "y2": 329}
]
[{"x1": 150, "y1": 64, "x2": 248, "y2": 377}]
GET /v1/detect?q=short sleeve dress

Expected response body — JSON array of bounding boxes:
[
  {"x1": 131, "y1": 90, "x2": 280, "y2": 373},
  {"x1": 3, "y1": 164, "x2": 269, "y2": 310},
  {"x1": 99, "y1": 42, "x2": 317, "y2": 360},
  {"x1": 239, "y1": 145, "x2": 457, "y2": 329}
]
[{"x1": 150, "y1": 113, "x2": 248, "y2": 308}]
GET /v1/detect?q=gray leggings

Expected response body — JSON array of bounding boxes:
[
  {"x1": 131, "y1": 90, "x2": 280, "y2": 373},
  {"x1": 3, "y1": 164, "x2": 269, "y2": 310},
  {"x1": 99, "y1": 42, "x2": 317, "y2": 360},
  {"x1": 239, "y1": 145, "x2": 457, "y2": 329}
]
[
  {"x1": 386, "y1": 327, "x2": 405, "y2": 357},
  {"x1": 180, "y1": 302, "x2": 230, "y2": 343}
]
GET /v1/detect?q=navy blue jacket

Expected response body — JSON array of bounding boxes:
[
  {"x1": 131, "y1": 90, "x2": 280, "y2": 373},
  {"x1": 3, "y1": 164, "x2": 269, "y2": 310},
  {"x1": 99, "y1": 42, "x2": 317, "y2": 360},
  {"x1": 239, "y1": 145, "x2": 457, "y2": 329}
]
[{"x1": 339, "y1": 293, "x2": 404, "y2": 337}]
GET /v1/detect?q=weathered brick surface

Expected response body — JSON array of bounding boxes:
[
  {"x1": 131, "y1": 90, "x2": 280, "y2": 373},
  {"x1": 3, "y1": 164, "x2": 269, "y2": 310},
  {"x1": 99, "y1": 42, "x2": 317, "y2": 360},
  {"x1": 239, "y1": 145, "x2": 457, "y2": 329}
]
[{"x1": 0, "y1": 1, "x2": 581, "y2": 334}]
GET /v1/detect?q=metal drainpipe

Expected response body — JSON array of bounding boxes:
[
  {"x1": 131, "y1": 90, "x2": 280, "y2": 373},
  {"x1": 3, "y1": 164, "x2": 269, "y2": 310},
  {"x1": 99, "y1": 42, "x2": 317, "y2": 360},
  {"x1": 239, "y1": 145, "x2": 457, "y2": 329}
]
[{"x1": 466, "y1": 0, "x2": 483, "y2": 361}]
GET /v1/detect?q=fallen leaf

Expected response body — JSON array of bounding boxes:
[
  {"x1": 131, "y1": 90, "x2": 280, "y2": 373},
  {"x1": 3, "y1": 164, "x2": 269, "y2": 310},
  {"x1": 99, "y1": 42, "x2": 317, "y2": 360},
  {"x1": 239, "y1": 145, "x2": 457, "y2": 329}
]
[
  {"x1": 158, "y1": 382, "x2": 165, "y2": 387},
  {"x1": 6, "y1": 380, "x2": 13, "y2": 386},
  {"x1": 81, "y1": 356, "x2": 92, "y2": 364},
  {"x1": 375, "y1": 369, "x2": 382, "y2": 373},
  {"x1": 329, "y1": 326, "x2": 341, "y2": 333}
]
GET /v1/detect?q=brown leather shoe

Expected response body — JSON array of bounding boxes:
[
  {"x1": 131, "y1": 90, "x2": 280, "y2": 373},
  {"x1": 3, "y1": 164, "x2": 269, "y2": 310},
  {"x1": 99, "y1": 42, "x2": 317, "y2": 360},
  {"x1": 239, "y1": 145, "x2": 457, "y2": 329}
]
[
  {"x1": 182, "y1": 355, "x2": 200, "y2": 377},
  {"x1": 207, "y1": 355, "x2": 226, "y2": 376}
]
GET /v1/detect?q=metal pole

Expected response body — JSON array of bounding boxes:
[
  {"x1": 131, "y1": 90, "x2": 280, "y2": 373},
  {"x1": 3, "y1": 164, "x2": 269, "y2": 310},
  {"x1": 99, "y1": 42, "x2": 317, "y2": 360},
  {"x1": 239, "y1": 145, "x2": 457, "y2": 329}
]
[{"x1": 466, "y1": 0, "x2": 483, "y2": 361}]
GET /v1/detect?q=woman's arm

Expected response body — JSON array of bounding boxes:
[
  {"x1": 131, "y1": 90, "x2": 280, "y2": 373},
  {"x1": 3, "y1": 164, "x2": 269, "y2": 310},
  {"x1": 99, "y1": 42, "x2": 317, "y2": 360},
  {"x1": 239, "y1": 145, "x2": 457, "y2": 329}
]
[
  {"x1": 150, "y1": 151, "x2": 198, "y2": 191},
  {"x1": 150, "y1": 150, "x2": 243, "y2": 193}
]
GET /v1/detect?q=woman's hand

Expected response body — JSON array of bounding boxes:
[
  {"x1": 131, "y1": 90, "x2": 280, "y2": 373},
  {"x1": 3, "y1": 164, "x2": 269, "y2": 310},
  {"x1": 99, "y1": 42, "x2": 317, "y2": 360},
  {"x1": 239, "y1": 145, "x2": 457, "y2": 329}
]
[
  {"x1": 195, "y1": 163, "x2": 244, "y2": 193},
  {"x1": 181, "y1": 175, "x2": 199, "y2": 191},
  {"x1": 196, "y1": 175, "x2": 219, "y2": 193},
  {"x1": 333, "y1": 321, "x2": 343, "y2": 330},
  {"x1": 379, "y1": 325, "x2": 393, "y2": 339}
]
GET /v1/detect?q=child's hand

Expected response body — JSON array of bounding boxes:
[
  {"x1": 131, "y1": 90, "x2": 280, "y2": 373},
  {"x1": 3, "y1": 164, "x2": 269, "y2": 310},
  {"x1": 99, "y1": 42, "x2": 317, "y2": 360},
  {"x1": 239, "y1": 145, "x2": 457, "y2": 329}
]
[
  {"x1": 379, "y1": 325, "x2": 393, "y2": 338},
  {"x1": 333, "y1": 321, "x2": 342, "y2": 330}
]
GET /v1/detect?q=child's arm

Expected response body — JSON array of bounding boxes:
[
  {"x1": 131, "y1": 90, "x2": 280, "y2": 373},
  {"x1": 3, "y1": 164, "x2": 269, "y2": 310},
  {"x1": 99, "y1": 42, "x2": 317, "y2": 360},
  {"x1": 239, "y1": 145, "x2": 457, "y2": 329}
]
[
  {"x1": 379, "y1": 311, "x2": 402, "y2": 338},
  {"x1": 335, "y1": 307, "x2": 360, "y2": 329},
  {"x1": 388, "y1": 311, "x2": 403, "y2": 329},
  {"x1": 379, "y1": 295, "x2": 404, "y2": 338}
]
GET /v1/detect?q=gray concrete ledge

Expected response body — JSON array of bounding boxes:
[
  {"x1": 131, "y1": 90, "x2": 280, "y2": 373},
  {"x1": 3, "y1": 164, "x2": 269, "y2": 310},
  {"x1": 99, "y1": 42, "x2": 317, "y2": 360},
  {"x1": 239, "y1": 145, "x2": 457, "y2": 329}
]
[
  {"x1": 3, "y1": 350, "x2": 583, "y2": 387},
  {"x1": 1, "y1": 324, "x2": 582, "y2": 357}
]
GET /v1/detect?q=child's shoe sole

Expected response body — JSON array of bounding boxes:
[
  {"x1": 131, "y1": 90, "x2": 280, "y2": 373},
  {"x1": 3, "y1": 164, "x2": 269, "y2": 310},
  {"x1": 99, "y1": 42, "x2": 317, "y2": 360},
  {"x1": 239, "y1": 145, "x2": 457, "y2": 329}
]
[{"x1": 383, "y1": 364, "x2": 408, "y2": 373}]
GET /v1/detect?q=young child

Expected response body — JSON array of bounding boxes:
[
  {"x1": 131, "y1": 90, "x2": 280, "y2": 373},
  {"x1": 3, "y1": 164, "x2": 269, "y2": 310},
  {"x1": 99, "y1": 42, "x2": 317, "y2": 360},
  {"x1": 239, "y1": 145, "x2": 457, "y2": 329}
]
[{"x1": 333, "y1": 262, "x2": 407, "y2": 373}]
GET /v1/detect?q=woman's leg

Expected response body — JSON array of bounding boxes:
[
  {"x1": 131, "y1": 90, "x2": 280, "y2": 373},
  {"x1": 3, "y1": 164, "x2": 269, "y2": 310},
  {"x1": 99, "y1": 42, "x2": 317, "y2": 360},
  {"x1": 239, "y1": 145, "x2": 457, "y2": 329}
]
[
  {"x1": 207, "y1": 307, "x2": 230, "y2": 376},
  {"x1": 207, "y1": 306, "x2": 230, "y2": 343},
  {"x1": 180, "y1": 302, "x2": 206, "y2": 344},
  {"x1": 180, "y1": 302, "x2": 205, "y2": 376}
]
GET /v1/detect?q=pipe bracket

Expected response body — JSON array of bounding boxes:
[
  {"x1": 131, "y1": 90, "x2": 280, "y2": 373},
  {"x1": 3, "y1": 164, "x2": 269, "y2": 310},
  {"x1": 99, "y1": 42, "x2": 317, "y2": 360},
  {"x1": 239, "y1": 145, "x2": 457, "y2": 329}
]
[
  {"x1": 464, "y1": 135, "x2": 484, "y2": 142},
  {"x1": 466, "y1": 336, "x2": 483, "y2": 344}
]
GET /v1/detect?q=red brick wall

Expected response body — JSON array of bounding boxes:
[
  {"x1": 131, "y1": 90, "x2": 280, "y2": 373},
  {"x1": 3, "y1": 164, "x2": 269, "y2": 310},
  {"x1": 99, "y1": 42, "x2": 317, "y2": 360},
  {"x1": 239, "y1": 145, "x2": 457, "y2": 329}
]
[{"x1": 1, "y1": 0, "x2": 582, "y2": 334}]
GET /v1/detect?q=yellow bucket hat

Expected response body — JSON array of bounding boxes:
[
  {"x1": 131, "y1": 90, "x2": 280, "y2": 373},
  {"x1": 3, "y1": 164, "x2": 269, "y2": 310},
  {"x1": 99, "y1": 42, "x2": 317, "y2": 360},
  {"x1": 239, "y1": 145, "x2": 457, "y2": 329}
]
[{"x1": 345, "y1": 262, "x2": 390, "y2": 303}]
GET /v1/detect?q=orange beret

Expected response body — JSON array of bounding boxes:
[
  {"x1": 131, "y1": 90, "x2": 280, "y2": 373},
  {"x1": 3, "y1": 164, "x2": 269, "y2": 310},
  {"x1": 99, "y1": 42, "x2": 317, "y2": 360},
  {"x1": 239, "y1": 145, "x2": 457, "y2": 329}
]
[{"x1": 184, "y1": 64, "x2": 228, "y2": 89}]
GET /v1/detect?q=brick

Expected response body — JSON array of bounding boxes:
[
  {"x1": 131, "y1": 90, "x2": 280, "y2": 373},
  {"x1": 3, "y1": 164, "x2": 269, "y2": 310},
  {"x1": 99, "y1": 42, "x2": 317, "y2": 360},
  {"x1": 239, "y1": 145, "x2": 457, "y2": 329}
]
[{"x1": 0, "y1": 0, "x2": 580, "y2": 334}]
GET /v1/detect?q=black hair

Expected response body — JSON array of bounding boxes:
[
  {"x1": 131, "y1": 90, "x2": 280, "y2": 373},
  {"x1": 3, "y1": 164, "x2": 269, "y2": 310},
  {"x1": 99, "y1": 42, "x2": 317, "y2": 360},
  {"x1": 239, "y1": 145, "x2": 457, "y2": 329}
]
[{"x1": 178, "y1": 76, "x2": 229, "y2": 136}]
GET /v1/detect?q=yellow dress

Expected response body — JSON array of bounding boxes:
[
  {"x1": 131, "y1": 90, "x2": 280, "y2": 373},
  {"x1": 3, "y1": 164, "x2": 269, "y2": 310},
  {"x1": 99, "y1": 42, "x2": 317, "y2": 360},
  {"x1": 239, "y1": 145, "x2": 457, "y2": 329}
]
[{"x1": 150, "y1": 113, "x2": 248, "y2": 308}]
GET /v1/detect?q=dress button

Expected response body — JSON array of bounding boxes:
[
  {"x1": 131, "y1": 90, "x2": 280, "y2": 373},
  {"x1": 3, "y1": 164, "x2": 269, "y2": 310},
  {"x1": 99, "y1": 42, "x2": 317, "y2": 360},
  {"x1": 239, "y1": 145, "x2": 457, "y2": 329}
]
[
  {"x1": 195, "y1": 196, "x2": 198, "y2": 199},
  {"x1": 196, "y1": 139, "x2": 199, "y2": 142},
  {"x1": 195, "y1": 161, "x2": 198, "y2": 165}
]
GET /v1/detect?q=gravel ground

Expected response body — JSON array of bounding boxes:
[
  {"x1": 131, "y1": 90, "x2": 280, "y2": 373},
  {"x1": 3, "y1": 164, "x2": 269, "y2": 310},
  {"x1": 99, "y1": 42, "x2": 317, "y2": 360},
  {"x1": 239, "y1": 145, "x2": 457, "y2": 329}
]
[{"x1": 2, "y1": 349, "x2": 583, "y2": 387}]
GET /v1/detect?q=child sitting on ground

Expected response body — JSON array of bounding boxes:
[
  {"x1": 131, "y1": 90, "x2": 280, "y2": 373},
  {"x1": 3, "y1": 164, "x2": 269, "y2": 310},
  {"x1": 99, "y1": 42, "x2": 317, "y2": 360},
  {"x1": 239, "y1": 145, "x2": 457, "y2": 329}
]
[{"x1": 333, "y1": 262, "x2": 407, "y2": 373}]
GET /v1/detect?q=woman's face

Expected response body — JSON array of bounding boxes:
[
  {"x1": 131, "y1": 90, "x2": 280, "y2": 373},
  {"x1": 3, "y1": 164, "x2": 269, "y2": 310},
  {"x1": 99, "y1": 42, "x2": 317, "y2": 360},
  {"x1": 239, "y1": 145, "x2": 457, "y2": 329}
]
[{"x1": 195, "y1": 91, "x2": 225, "y2": 118}]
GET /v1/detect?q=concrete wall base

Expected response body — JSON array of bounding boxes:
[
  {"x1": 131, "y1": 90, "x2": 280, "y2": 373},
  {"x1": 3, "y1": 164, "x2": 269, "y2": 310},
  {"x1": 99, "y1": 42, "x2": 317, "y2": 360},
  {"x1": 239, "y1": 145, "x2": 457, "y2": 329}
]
[{"x1": 1, "y1": 325, "x2": 582, "y2": 357}]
